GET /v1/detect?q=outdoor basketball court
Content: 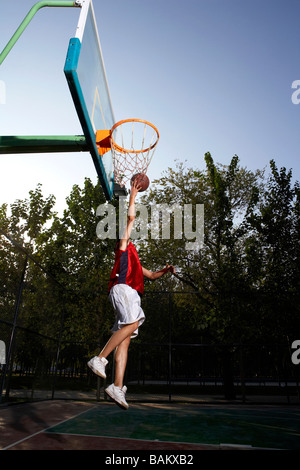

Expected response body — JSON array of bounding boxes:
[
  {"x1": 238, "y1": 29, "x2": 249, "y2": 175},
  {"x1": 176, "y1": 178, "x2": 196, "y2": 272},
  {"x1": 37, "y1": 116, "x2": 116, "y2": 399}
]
[
  {"x1": 1, "y1": 2, "x2": 300, "y2": 459},
  {"x1": 1, "y1": 399, "x2": 300, "y2": 452}
]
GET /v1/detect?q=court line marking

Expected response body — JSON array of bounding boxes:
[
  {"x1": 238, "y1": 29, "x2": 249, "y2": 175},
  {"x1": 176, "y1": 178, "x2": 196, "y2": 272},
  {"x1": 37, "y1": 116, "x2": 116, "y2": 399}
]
[
  {"x1": 43, "y1": 431, "x2": 222, "y2": 448},
  {"x1": 31, "y1": 430, "x2": 276, "y2": 450},
  {"x1": 1, "y1": 404, "x2": 98, "y2": 451}
]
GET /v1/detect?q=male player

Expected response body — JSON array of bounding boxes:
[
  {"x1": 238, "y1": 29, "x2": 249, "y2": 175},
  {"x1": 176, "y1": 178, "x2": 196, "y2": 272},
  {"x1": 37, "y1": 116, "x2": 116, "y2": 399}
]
[{"x1": 88, "y1": 179, "x2": 175, "y2": 409}]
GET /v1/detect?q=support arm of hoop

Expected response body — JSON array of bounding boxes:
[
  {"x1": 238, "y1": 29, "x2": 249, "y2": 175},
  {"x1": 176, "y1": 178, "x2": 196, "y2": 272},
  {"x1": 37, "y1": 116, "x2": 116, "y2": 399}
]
[
  {"x1": 95, "y1": 129, "x2": 112, "y2": 156},
  {"x1": 0, "y1": 1, "x2": 80, "y2": 65}
]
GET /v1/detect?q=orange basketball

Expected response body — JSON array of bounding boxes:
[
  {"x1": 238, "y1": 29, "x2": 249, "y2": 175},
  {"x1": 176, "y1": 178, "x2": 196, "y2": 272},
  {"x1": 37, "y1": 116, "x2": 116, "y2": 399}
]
[{"x1": 130, "y1": 173, "x2": 150, "y2": 192}]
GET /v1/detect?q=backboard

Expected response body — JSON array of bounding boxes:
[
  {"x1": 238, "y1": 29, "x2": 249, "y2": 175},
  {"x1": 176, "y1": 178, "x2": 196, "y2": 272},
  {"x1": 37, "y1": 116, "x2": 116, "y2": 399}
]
[{"x1": 64, "y1": 0, "x2": 115, "y2": 200}]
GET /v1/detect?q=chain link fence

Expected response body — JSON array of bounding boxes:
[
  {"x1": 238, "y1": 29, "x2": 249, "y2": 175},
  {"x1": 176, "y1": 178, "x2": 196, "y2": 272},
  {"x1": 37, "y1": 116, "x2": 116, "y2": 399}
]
[{"x1": 1, "y1": 231, "x2": 300, "y2": 404}]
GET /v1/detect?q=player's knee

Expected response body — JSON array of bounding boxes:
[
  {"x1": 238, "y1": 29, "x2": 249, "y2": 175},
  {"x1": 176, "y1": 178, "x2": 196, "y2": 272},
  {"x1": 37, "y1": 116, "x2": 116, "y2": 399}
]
[{"x1": 124, "y1": 320, "x2": 138, "y2": 329}]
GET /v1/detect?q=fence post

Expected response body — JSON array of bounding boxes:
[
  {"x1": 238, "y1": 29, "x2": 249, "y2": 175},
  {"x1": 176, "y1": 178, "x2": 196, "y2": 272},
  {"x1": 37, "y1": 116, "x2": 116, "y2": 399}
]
[
  {"x1": 168, "y1": 293, "x2": 172, "y2": 402},
  {"x1": 240, "y1": 345, "x2": 246, "y2": 403},
  {"x1": 51, "y1": 292, "x2": 67, "y2": 400},
  {"x1": 0, "y1": 254, "x2": 28, "y2": 403}
]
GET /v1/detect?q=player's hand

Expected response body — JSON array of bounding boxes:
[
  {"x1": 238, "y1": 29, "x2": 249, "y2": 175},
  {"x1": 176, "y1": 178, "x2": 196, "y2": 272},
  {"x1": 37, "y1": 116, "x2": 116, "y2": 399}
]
[
  {"x1": 166, "y1": 264, "x2": 176, "y2": 274},
  {"x1": 130, "y1": 179, "x2": 142, "y2": 196}
]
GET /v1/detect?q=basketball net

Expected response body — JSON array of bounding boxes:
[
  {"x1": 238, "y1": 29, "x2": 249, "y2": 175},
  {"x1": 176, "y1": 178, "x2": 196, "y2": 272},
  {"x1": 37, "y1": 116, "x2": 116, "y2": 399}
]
[{"x1": 110, "y1": 119, "x2": 159, "y2": 187}]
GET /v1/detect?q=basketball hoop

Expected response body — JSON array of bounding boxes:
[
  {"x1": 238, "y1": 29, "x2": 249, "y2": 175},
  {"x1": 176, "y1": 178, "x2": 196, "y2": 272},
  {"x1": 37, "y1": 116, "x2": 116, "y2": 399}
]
[
  {"x1": 95, "y1": 119, "x2": 159, "y2": 188},
  {"x1": 110, "y1": 119, "x2": 159, "y2": 187}
]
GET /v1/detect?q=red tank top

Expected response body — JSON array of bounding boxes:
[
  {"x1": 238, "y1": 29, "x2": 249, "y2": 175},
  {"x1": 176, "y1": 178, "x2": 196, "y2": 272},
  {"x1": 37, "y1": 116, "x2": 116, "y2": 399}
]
[{"x1": 108, "y1": 242, "x2": 144, "y2": 295}]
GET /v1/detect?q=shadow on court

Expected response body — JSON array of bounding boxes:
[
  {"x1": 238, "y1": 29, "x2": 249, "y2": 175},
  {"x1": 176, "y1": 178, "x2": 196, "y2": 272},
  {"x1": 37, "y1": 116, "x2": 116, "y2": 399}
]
[{"x1": 0, "y1": 400, "x2": 300, "y2": 450}]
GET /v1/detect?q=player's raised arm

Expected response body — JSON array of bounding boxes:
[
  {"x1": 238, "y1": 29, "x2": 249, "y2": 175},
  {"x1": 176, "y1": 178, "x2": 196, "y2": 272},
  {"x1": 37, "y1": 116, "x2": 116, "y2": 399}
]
[{"x1": 119, "y1": 179, "x2": 142, "y2": 250}]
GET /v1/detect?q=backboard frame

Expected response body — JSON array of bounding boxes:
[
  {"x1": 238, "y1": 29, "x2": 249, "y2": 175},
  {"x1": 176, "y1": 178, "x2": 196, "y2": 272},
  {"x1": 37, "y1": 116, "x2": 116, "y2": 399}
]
[{"x1": 64, "y1": 0, "x2": 115, "y2": 200}]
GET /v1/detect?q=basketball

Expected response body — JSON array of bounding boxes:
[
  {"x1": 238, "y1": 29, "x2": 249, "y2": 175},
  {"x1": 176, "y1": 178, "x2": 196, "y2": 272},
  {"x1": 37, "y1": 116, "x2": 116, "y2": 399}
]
[{"x1": 130, "y1": 173, "x2": 150, "y2": 192}]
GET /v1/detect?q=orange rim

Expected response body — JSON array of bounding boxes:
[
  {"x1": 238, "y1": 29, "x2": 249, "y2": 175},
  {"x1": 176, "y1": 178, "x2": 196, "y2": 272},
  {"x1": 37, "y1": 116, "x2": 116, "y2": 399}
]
[{"x1": 110, "y1": 119, "x2": 159, "y2": 154}]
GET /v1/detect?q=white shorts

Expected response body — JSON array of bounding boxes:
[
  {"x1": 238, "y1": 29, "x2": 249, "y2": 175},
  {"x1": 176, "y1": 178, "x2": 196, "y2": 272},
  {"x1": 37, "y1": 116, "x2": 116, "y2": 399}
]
[{"x1": 109, "y1": 284, "x2": 145, "y2": 338}]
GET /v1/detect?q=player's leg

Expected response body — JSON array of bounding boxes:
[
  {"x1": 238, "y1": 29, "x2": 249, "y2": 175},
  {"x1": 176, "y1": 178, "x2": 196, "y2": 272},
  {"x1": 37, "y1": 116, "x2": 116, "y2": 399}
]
[
  {"x1": 104, "y1": 330, "x2": 133, "y2": 410},
  {"x1": 114, "y1": 334, "x2": 131, "y2": 388},
  {"x1": 87, "y1": 321, "x2": 138, "y2": 379},
  {"x1": 99, "y1": 320, "x2": 139, "y2": 359}
]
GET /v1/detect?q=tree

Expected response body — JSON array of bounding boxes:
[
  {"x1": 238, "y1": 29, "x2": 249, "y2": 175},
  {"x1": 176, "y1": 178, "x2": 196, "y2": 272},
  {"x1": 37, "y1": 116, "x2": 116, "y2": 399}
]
[
  {"x1": 1, "y1": 158, "x2": 299, "y2": 397},
  {"x1": 0, "y1": 185, "x2": 57, "y2": 326},
  {"x1": 245, "y1": 161, "x2": 300, "y2": 343},
  {"x1": 7, "y1": 183, "x2": 56, "y2": 251},
  {"x1": 139, "y1": 154, "x2": 266, "y2": 398},
  {"x1": 39, "y1": 178, "x2": 117, "y2": 349}
]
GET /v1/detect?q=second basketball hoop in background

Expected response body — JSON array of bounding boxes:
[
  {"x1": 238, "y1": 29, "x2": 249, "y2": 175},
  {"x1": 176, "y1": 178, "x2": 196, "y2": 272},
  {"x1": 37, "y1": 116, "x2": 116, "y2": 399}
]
[{"x1": 131, "y1": 173, "x2": 150, "y2": 192}]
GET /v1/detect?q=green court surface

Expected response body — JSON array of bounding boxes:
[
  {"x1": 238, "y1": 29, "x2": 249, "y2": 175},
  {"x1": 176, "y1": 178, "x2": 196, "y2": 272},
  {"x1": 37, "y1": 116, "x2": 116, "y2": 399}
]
[{"x1": 46, "y1": 403, "x2": 300, "y2": 450}]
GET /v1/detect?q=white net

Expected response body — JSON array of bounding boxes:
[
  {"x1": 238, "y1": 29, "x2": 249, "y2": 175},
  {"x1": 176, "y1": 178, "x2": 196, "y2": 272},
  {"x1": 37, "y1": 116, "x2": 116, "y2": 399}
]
[{"x1": 111, "y1": 119, "x2": 159, "y2": 187}]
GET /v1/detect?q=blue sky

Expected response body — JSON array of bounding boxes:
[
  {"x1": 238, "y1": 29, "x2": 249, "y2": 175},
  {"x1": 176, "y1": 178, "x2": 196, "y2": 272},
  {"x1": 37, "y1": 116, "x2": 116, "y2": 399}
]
[{"x1": 0, "y1": 0, "x2": 299, "y2": 215}]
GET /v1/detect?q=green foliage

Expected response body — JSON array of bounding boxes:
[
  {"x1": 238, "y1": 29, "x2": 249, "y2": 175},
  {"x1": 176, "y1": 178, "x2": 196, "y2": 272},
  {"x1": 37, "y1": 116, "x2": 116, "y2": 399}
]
[
  {"x1": 137, "y1": 154, "x2": 299, "y2": 349},
  {"x1": 0, "y1": 155, "x2": 299, "y2": 388}
]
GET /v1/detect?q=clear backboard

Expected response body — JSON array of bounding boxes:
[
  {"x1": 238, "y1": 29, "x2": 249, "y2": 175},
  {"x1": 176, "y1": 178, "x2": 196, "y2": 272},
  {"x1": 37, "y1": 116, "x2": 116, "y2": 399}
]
[{"x1": 64, "y1": 0, "x2": 115, "y2": 200}]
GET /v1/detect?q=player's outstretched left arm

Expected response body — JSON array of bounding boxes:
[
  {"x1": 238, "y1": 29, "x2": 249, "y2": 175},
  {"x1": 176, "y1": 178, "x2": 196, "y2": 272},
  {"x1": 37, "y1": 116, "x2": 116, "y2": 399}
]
[{"x1": 142, "y1": 264, "x2": 176, "y2": 280}]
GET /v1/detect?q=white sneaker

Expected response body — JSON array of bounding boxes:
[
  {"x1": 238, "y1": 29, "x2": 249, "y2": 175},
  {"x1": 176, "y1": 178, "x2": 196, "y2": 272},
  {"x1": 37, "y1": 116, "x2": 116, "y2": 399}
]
[
  {"x1": 87, "y1": 356, "x2": 108, "y2": 378},
  {"x1": 105, "y1": 383, "x2": 129, "y2": 410}
]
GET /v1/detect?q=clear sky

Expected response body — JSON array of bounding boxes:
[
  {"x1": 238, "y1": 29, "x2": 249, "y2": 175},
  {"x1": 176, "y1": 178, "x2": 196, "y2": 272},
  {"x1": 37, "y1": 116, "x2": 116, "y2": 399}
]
[{"x1": 0, "y1": 0, "x2": 299, "y2": 215}]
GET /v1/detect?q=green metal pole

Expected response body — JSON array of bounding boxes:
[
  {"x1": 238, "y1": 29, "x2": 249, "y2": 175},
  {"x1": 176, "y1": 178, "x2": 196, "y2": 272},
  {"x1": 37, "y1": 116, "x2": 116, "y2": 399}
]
[
  {"x1": 0, "y1": 135, "x2": 88, "y2": 154},
  {"x1": 0, "y1": 1, "x2": 80, "y2": 65}
]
